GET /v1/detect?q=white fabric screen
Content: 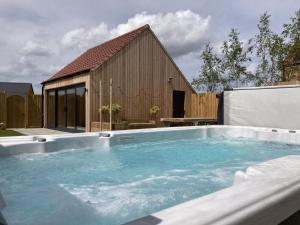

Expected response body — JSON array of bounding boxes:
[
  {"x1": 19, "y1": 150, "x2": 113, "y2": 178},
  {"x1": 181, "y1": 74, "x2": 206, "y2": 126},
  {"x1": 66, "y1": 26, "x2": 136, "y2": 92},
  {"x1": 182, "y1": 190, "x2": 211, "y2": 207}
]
[{"x1": 224, "y1": 86, "x2": 300, "y2": 129}]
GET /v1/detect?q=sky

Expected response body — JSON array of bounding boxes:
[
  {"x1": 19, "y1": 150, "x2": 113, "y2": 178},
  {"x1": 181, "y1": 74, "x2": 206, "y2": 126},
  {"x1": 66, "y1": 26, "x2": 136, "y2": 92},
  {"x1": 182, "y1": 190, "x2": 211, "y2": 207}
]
[{"x1": 0, "y1": 0, "x2": 299, "y2": 93}]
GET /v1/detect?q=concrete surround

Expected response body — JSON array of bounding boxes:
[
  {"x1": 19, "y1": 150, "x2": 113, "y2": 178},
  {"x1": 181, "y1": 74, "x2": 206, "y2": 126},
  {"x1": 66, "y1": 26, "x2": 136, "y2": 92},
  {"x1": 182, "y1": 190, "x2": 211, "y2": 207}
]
[{"x1": 1, "y1": 125, "x2": 300, "y2": 225}]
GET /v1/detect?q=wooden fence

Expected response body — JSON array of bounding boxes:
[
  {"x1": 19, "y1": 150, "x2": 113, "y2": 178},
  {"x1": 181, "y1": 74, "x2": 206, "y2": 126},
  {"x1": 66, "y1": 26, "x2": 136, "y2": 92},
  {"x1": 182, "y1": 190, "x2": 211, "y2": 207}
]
[
  {"x1": 191, "y1": 92, "x2": 218, "y2": 118},
  {"x1": 0, "y1": 92, "x2": 43, "y2": 128}
]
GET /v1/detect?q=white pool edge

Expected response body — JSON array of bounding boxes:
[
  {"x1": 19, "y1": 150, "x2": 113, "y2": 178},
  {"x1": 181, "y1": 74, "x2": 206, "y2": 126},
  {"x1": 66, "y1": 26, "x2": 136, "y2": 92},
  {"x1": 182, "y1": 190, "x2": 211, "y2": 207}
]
[{"x1": 146, "y1": 155, "x2": 300, "y2": 225}]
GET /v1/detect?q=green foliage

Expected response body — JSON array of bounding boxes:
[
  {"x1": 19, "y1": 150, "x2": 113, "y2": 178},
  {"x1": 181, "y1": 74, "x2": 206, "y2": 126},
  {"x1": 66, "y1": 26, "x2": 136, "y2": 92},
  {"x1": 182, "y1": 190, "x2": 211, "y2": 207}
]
[
  {"x1": 193, "y1": 9, "x2": 300, "y2": 90},
  {"x1": 99, "y1": 105, "x2": 110, "y2": 114},
  {"x1": 0, "y1": 130, "x2": 23, "y2": 137},
  {"x1": 221, "y1": 28, "x2": 253, "y2": 88},
  {"x1": 192, "y1": 44, "x2": 223, "y2": 92},
  {"x1": 283, "y1": 10, "x2": 300, "y2": 44},
  {"x1": 0, "y1": 122, "x2": 6, "y2": 130},
  {"x1": 254, "y1": 12, "x2": 288, "y2": 85},
  {"x1": 111, "y1": 103, "x2": 122, "y2": 114},
  {"x1": 99, "y1": 104, "x2": 122, "y2": 114},
  {"x1": 149, "y1": 105, "x2": 160, "y2": 115}
]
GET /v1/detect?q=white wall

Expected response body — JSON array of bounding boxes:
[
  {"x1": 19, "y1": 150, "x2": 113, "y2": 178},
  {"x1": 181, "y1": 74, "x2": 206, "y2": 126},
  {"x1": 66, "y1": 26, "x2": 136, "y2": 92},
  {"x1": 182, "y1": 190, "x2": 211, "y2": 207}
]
[{"x1": 224, "y1": 85, "x2": 300, "y2": 129}]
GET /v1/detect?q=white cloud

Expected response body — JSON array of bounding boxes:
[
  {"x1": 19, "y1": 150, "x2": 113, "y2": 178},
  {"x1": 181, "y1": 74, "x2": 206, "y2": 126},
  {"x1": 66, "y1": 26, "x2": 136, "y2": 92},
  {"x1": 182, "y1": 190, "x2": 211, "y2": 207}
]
[
  {"x1": 61, "y1": 10, "x2": 211, "y2": 57},
  {"x1": 21, "y1": 40, "x2": 52, "y2": 56},
  {"x1": 61, "y1": 23, "x2": 109, "y2": 50},
  {"x1": 1, "y1": 10, "x2": 212, "y2": 93}
]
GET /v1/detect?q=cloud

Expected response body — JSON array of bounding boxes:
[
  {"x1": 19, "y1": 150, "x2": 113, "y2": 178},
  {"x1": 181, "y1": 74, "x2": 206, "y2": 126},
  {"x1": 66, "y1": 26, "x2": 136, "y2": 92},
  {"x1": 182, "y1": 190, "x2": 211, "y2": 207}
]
[
  {"x1": 61, "y1": 10, "x2": 211, "y2": 57},
  {"x1": 21, "y1": 41, "x2": 52, "y2": 57},
  {"x1": 61, "y1": 23, "x2": 110, "y2": 50},
  {"x1": 0, "y1": 10, "x2": 211, "y2": 93}
]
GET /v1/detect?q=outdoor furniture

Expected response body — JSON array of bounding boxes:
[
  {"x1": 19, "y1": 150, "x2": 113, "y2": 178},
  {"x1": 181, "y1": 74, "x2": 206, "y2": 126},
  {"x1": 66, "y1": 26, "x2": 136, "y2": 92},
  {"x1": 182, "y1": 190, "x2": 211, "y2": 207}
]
[
  {"x1": 128, "y1": 122, "x2": 156, "y2": 129},
  {"x1": 160, "y1": 118, "x2": 218, "y2": 127}
]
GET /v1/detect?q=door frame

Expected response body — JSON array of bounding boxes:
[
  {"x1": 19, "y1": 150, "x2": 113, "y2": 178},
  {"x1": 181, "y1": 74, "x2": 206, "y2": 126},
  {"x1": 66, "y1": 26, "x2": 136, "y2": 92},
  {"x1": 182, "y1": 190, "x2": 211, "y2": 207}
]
[
  {"x1": 47, "y1": 83, "x2": 86, "y2": 131},
  {"x1": 172, "y1": 90, "x2": 185, "y2": 118}
]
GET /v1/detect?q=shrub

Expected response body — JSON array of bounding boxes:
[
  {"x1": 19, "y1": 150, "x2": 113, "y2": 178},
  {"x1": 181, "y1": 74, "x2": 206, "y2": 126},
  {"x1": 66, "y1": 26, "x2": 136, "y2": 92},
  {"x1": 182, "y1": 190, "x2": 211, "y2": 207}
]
[
  {"x1": 111, "y1": 103, "x2": 122, "y2": 114},
  {"x1": 99, "y1": 105, "x2": 110, "y2": 114},
  {"x1": 150, "y1": 105, "x2": 160, "y2": 115},
  {"x1": 0, "y1": 122, "x2": 6, "y2": 130}
]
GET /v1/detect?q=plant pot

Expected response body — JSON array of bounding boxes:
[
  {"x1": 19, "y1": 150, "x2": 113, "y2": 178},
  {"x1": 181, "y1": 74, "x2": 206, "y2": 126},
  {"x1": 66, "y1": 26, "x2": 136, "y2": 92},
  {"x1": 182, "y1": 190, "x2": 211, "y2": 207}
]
[
  {"x1": 114, "y1": 122, "x2": 128, "y2": 130},
  {"x1": 149, "y1": 120, "x2": 156, "y2": 125}
]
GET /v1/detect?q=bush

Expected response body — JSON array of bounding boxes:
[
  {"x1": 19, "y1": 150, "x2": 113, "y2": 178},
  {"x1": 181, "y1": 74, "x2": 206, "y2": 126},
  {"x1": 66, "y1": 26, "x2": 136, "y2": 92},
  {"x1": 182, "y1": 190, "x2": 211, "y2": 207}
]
[
  {"x1": 99, "y1": 104, "x2": 122, "y2": 114},
  {"x1": 0, "y1": 122, "x2": 6, "y2": 130},
  {"x1": 111, "y1": 103, "x2": 122, "y2": 114},
  {"x1": 99, "y1": 105, "x2": 110, "y2": 114},
  {"x1": 150, "y1": 105, "x2": 160, "y2": 115}
]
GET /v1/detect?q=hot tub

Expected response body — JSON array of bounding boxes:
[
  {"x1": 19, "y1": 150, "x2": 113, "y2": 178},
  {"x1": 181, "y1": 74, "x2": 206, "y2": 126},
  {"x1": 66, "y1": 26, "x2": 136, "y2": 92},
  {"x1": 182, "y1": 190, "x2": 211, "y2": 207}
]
[{"x1": 1, "y1": 126, "x2": 300, "y2": 225}]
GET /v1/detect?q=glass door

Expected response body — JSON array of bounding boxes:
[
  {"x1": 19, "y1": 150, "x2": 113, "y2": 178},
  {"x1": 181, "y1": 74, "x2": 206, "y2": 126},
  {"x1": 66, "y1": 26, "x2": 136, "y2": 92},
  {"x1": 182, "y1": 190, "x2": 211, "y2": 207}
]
[
  {"x1": 47, "y1": 91, "x2": 56, "y2": 128},
  {"x1": 57, "y1": 90, "x2": 66, "y2": 128},
  {"x1": 47, "y1": 84, "x2": 85, "y2": 131},
  {"x1": 66, "y1": 88, "x2": 76, "y2": 129},
  {"x1": 76, "y1": 86, "x2": 86, "y2": 130}
]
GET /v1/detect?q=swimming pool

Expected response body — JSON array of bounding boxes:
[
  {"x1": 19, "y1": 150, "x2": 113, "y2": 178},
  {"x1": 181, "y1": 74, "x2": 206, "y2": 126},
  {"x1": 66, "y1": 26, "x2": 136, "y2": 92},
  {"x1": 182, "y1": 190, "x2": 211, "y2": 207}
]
[{"x1": 1, "y1": 126, "x2": 300, "y2": 225}]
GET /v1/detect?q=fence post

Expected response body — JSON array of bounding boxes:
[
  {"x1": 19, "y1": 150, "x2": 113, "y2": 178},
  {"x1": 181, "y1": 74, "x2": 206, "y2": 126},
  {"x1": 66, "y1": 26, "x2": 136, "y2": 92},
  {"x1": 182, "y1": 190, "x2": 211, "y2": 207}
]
[
  {"x1": 4, "y1": 91, "x2": 7, "y2": 127},
  {"x1": 99, "y1": 80, "x2": 102, "y2": 131},
  {"x1": 25, "y1": 94, "x2": 28, "y2": 128},
  {"x1": 109, "y1": 78, "x2": 112, "y2": 131}
]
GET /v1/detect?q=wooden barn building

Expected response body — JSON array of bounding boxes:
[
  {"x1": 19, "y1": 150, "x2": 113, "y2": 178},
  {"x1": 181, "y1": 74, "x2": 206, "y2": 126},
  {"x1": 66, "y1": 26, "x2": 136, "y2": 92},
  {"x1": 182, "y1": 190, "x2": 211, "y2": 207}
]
[{"x1": 42, "y1": 24, "x2": 196, "y2": 132}]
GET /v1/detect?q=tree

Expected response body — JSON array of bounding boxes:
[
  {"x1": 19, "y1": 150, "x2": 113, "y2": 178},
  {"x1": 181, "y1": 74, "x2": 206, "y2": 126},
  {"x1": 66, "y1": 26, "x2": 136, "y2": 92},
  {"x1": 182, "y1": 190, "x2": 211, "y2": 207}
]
[
  {"x1": 192, "y1": 43, "x2": 222, "y2": 92},
  {"x1": 283, "y1": 10, "x2": 300, "y2": 44},
  {"x1": 254, "y1": 12, "x2": 288, "y2": 85},
  {"x1": 282, "y1": 9, "x2": 300, "y2": 76},
  {"x1": 221, "y1": 29, "x2": 253, "y2": 88}
]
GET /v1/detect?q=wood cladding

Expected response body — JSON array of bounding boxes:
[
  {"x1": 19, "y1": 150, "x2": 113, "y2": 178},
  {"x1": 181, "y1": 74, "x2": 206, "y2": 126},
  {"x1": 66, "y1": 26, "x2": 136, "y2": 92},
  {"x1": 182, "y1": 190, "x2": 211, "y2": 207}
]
[
  {"x1": 43, "y1": 28, "x2": 218, "y2": 132},
  {"x1": 89, "y1": 29, "x2": 195, "y2": 125}
]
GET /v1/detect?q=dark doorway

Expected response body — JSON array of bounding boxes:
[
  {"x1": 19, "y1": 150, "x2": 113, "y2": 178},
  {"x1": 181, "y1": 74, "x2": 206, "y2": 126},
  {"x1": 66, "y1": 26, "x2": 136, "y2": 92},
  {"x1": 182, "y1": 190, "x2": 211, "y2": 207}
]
[{"x1": 172, "y1": 90, "x2": 185, "y2": 117}]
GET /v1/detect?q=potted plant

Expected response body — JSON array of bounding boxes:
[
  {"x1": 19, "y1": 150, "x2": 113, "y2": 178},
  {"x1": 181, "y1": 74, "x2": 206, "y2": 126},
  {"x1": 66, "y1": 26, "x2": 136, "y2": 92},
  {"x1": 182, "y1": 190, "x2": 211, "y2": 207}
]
[
  {"x1": 98, "y1": 105, "x2": 110, "y2": 130},
  {"x1": 111, "y1": 103, "x2": 122, "y2": 123},
  {"x1": 0, "y1": 122, "x2": 6, "y2": 130},
  {"x1": 99, "y1": 104, "x2": 123, "y2": 129},
  {"x1": 99, "y1": 105, "x2": 110, "y2": 114},
  {"x1": 149, "y1": 105, "x2": 160, "y2": 124}
]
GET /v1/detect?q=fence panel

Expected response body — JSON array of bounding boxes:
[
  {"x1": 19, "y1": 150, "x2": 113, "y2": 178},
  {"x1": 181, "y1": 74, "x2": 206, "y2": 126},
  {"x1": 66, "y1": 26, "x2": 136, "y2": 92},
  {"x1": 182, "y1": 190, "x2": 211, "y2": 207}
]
[
  {"x1": 191, "y1": 92, "x2": 218, "y2": 118},
  {"x1": 0, "y1": 93, "x2": 42, "y2": 128},
  {"x1": 0, "y1": 93, "x2": 6, "y2": 124},
  {"x1": 28, "y1": 95, "x2": 43, "y2": 128},
  {"x1": 7, "y1": 95, "x2": 25, "y2": 128}
]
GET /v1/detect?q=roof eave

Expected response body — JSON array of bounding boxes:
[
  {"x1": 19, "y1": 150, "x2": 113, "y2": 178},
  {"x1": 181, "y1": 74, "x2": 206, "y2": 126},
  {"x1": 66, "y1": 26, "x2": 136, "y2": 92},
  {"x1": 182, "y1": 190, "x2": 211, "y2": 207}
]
[{"x1": 41, "y1": 69, "x2": 91, "y2": 85}]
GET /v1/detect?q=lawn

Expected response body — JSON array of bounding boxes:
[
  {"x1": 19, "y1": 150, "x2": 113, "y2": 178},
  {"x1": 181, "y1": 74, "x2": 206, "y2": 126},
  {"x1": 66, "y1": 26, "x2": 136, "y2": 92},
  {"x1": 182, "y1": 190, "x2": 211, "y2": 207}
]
[{"x1": 0, "y1": 130, "x2": 24, "y2": 137}]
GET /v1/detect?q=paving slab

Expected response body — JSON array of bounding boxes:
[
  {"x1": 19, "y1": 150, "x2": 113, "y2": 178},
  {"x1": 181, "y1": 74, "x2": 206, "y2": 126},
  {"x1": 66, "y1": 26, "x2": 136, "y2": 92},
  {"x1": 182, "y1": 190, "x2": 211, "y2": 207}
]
[{"x1": 11, "y1": 128, "x2": 71, "y2": 135}]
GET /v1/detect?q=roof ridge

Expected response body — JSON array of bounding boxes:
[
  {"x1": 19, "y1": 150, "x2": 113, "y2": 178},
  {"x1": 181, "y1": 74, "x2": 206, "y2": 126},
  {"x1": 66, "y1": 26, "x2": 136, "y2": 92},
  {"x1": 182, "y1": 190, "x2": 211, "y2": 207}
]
[
  {"x1": 88, "y1": 24, "x2": 150, "y2": 52},
  {"x1": 43, "y1": 24, "x2": 150, "y2": 83}
]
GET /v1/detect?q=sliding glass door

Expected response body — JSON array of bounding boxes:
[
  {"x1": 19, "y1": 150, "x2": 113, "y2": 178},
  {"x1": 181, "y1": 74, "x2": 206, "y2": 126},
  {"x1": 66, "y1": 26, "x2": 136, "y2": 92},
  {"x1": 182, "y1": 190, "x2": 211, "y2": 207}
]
[
  {"x1": 76, "y1": 86, "x2": 85, "y2": 130},
  {"x1": 66, "y1": 88, "x2": 76, "y2": 129},
  {"x1": 57, "y1": 90, "x2": 66, "y2": 128},
  {"x1": 47, "y1": 91, "x2": 55, "y2": 128},
  {"x1": 47, "y1": 84, "x2": 85, "y2": 131}
]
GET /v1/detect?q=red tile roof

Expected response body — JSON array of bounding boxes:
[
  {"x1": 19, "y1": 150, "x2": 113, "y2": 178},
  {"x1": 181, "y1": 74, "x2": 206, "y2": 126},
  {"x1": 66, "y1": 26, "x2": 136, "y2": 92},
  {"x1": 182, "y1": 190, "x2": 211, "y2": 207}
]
[{"x1": 43, "y1": 24, "x2": 150, "y2": 83}]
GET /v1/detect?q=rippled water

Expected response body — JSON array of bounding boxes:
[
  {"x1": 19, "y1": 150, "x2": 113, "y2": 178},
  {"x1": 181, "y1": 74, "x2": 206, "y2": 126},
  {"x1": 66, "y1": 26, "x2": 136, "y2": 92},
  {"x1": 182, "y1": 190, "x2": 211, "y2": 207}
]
[{"x1": 1, "y1": 137, "x2": 300, "y2": 225}]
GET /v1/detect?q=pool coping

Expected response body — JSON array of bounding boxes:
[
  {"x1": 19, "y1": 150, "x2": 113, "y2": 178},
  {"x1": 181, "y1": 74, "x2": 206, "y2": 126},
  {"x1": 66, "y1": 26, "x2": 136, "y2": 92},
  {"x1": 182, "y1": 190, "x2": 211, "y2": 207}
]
[{"x1": 1, "y1": 125, "x2": 300, "y2": 225}]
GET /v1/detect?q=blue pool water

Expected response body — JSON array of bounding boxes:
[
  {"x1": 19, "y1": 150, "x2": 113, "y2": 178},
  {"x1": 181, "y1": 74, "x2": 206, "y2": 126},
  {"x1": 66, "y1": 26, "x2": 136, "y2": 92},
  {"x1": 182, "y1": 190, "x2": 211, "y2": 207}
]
[{"x1": 1, "y1": 137, "x2": 300, "y2": 225}]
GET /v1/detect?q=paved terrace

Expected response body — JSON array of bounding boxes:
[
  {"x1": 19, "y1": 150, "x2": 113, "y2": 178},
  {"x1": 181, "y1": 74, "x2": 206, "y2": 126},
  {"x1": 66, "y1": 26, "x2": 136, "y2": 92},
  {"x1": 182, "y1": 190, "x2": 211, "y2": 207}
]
[{"x1": 11, "y1": 128, "x2": 72, "y2": 135}]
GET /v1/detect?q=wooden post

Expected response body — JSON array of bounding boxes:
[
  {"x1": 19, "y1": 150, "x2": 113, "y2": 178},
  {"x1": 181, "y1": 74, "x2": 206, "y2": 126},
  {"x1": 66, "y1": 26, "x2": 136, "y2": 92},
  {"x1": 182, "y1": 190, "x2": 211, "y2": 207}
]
[
  {"x1": 109, "y1": 78, "x2": 112, "y2": 131},
  {"x1": 99, "y1": 80, "x2": 102, "y2": 131},
  {"x1": 3, "y1": 91, "x2": 7, "y2": 127},
  {"x1": 25, "y1": 94, "x2": 28, "y2": 128}
]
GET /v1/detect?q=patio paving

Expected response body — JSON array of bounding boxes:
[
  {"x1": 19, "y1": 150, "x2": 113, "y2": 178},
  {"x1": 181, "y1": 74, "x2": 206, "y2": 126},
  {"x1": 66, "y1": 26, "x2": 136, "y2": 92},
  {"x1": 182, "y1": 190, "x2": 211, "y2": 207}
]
[{"x1": 11, "y1": 128, "x2": 71, "y2": 136}]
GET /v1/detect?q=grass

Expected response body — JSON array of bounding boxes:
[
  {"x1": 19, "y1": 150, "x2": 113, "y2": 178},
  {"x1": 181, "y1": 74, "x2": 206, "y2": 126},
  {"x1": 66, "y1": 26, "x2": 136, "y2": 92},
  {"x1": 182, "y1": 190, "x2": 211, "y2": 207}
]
[{"x1": 0, "y1": 130, "x2": 24, "y2": 137}]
